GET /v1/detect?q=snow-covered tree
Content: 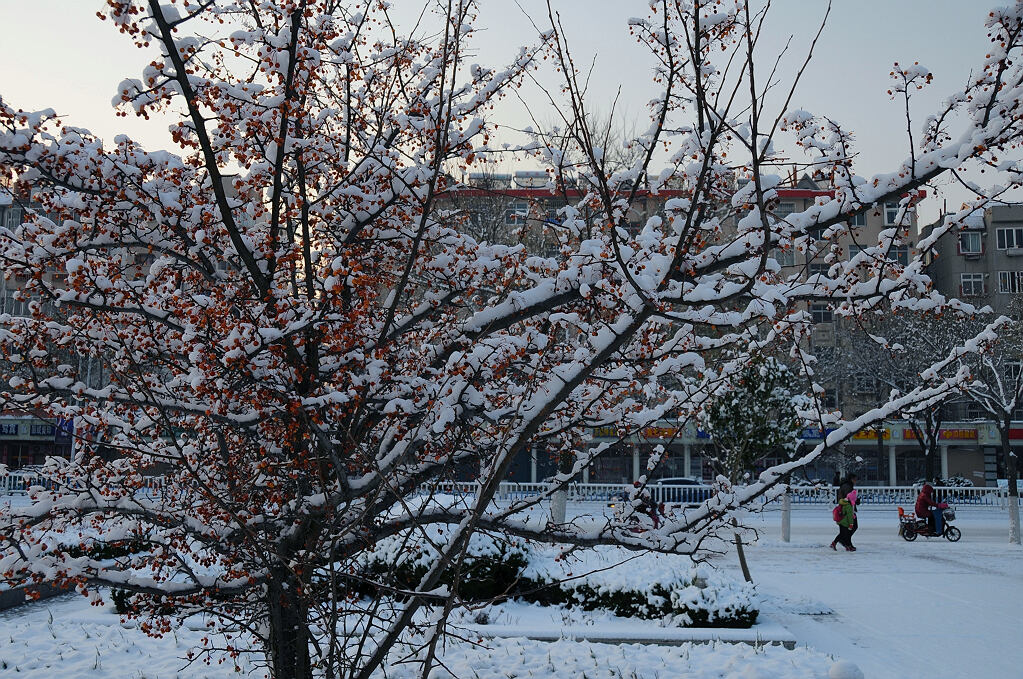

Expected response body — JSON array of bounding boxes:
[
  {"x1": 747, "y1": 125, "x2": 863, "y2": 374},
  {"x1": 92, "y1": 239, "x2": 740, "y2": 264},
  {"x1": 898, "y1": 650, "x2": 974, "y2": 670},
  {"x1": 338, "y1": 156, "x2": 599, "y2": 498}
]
[
  {"x1": 701, "y1": 356, "x2": 805, "y2": 484},
  {"x1": 1, "y1": 1, "x2": 1022, "y2": 677},
  {"x1": 817, "y1": 309, "x2": 981, "y2": 481},
  {"x1": 959, "y1": 302, "x2": 1023, "y2": 544}
]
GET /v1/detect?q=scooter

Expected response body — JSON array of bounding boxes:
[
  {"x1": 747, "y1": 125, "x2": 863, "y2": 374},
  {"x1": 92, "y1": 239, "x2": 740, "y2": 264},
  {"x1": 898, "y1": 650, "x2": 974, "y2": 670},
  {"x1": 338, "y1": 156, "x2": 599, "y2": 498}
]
[{"x1": 898, "y1": 506, "x2": 961, "y2": 542}]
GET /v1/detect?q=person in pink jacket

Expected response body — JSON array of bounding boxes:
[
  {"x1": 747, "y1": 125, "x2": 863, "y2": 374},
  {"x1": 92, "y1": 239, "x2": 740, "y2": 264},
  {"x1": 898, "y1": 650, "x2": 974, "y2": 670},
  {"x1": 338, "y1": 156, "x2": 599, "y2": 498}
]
[{"x1": 846, "y1": 488, "x2": 860, "y2": 541}]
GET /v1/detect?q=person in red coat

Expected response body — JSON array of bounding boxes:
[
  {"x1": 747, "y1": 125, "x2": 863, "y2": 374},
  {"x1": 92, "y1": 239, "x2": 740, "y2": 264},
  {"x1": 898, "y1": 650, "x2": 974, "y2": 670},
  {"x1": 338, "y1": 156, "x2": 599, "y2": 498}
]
[{"x1": 915, "y1": 482, "x2": 945, "y2": 536}]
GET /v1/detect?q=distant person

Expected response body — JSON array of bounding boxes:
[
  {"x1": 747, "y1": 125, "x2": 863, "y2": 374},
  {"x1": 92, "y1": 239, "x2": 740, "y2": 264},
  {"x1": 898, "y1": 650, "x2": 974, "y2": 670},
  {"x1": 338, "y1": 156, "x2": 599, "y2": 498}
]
[
  {"x1": 636, "y1": 490, "x2": 664, "y2": 530},
  {"x1": 831, "y1": 489, "x2": 856, "y2": 551}
]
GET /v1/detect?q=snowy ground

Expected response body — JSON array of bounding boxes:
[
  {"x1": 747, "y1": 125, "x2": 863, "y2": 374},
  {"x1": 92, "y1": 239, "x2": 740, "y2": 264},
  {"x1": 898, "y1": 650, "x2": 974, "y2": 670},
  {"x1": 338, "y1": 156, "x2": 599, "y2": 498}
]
[
  {"x1": 0, "y1": 502, "x2": 1018, "y2": 678},
  {"x1": 723, "y1": 506, "x2": 1023, "y2": 679}
]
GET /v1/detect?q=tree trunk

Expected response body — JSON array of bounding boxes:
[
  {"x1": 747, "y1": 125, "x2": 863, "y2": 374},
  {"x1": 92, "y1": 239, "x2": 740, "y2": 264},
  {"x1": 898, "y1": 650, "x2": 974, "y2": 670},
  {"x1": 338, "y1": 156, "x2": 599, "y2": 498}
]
[
  {"x1": 924, "y1": 440, "x2": 937, "y2": 482},
  {"x1": 1002, "y1": 419, "x2": 1021, "y2": 545},
  {"x1": 729, "y1": 516, "x2": 752, "y2": 583},
  {"x1": 550, "y1": 487, "x2": 568, "y2": 524},
  {"x1": 550, "y1": 448, "x2": 575, "y2": 524},
  {"x1": 268, "y1": 575, "x2": 312, "y2": 679}
]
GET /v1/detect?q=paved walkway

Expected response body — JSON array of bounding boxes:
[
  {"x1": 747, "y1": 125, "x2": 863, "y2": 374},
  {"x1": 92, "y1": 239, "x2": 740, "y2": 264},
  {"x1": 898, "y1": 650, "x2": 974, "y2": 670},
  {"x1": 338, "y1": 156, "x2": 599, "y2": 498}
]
[{"x1": 723, "y1": 509, "x2": 1023, "y2": 679}]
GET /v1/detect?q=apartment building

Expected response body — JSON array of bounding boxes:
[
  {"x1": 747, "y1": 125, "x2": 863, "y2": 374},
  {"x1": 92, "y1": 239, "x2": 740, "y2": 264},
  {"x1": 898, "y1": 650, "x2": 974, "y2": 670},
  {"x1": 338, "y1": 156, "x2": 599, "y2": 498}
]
[
  {"x1": 925, "y1": 205, "x2": 1023, "y2": 316},
  {"x1": 0, "y1": 188, "x2": 80, "y2": 468},
  {"x1": 441, "y1": 172, "x2": 946, "y2": 484}
]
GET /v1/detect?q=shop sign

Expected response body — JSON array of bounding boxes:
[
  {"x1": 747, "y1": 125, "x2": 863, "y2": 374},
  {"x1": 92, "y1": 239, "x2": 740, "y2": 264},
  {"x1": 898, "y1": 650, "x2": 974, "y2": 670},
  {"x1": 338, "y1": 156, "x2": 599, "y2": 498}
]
[
  {"x1": 0, "y1": 423, "x2": 18, "y2": 436},
  {"x1": 852, "y1": 428, "x2": 890, "y2": 440},
  {"x1": 940, "y1": 429, "x2": 978, "y2": 440},
  {"x1": 592, "y1": 425, "x2": 620, "y2": 439},
  {"x1": 640, "y1": 426, "x2": 679, "y2": 440},
  {"x1": 55, "y1": 418, "x2": 74, "y2": 443},
  {"x1": 904, "y1": 428, "x2": 978, "y2": 441},
  {"x1": 800, "y1": 427, "x2": 837, "y2": 440},
  {"x1": 30, "y1": 423, "x2": 55, "y2": 437}
]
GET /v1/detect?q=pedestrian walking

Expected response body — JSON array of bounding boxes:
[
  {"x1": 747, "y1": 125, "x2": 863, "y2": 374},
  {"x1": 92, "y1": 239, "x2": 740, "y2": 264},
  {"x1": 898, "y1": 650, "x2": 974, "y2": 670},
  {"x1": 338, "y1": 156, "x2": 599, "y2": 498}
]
[
  {"x1": 847, "y1": 487, "x2": 860, "y2": 538},
  {"x1": 830, "y1": 489, "x2": 856, "y2": 551}
]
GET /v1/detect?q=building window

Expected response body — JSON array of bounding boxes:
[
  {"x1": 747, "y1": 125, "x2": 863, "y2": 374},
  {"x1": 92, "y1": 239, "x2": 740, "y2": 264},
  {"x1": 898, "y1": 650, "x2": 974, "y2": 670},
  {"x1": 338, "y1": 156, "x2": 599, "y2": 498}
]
[
  {"x1": 808, "y1": 262, "x2": 829, "y2": 278},
  {"x1": 503, "y1": 200, "x2": 529, "y2": 225},
  {"x1": 2, "y1": 207, "x2": 23, "y2": 229},
  {"x1": 0, "y1": 286, "x2": 30, "y2": 317},
  {"x1": 848, "y1": 244, "x2": 864, "y2": 261},
  {"x1": 823, "y1": 388, "x2": 839, "y2": 410},
  {"x1": 891, "y1": 246, "x2": 910, "y2": 266},
  {"x1": 997, "y1": 270, "x2": 1023, "y2": 293},
  {"x1": 961, "y1": 273, "x2": 985, "y2": 296},
  {"x1": 959, "y1": 232, "x2": 983, "y2": 255},
  {"x1": 884, "y1": 202, "x2": 900, "y2": 225},
  {"x1": 544, "y1": 208, "x2": 563, "y2": 226},
  {"x1": 771, "y1": 248, "x2": 795, "y2": 267},
  {"x1": 810, "y1": 303, "x2": 833, "y2": 324},
  {"x1": 850, "y1": 212, "x2": 866, "y2": 227},
  {"x1": 775, "y1": 202, "x2": 796, "y2": 219},
  {"x1": 996, "y1": 227, "x2": 1023, "y2": 250},
  {"x1": 1007, "y1": 361, "x2": 1023, "y2": 381},
  {"x1": 966, "y1": 401, "x2": 986, "y2": 420},
  {"x1": 852, "y1": 374, "x2": 876, "y2": 394}
]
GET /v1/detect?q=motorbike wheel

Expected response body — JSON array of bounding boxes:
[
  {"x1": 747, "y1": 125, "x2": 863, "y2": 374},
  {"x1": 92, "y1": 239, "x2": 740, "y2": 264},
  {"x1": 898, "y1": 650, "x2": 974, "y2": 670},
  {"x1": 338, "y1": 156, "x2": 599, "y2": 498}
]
[
  {"x1": 901, "y1": 525, "x2": 917, "y2": 541},
  {"x1": 944, "y1": 526, "x2": 962, "y2": 542}
]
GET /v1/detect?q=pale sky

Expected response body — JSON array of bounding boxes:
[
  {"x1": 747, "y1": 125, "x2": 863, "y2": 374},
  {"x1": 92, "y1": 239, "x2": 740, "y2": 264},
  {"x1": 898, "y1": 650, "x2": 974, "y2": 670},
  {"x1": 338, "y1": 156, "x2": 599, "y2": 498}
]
[{"x1": 0, "y1": 1, "x2": 1010, "y2": 222}]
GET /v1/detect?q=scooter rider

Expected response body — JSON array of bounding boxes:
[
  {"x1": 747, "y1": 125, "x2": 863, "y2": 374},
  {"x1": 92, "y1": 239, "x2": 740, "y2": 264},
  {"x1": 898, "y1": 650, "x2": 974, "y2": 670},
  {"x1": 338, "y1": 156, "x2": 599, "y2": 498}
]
[{"x1": 915, "y1": 480, "x2": 948, "y2": 536}]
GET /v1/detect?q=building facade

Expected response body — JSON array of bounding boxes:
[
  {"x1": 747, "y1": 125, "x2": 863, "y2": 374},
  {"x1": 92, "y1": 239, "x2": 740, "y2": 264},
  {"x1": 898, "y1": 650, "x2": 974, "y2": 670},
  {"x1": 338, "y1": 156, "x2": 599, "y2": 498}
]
[
  {"x1": 925, "y1": 205, "x2": 1023, "y2": 316},
  {"x1": 568, "y1": 419, "x2": 996, "y2": 487}
]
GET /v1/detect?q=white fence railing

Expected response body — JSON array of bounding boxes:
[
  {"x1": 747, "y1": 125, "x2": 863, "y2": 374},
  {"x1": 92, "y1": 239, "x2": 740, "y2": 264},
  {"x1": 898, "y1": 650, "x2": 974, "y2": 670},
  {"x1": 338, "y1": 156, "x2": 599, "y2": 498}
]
[
  {"x1": 0, "y1": 472, "x2": 167, "y2": 496},
  {"x1": 2, "y1": 475, "x2": 1018, "y2": 509},
  {"x1": 424, "y1": 481, "x2": 1017, "y2": 508}
]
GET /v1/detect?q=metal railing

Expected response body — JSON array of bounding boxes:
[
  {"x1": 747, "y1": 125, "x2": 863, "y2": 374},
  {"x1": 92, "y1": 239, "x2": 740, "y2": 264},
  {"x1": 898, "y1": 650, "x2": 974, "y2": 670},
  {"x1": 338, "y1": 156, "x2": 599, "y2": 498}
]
[
  {"x1": 2, "y1": 475, "x2": 1017, "y2": 509},
  {"x1": 0, "y1": 472, "x2": 166, "y2": 496},
  {"x1": 784, "y1": 484, "x2": 1013, "y2": 508},
  {"x1": 423, "y1": 482, "x2": 1017, "y2": 509}
]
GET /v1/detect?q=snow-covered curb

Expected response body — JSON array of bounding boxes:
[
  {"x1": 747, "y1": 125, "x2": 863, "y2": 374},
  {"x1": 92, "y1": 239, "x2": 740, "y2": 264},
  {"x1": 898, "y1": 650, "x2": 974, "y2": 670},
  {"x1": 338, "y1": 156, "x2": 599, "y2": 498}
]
[{"x1": 464, "y1": 613, "x2": 796, "y2": 648}]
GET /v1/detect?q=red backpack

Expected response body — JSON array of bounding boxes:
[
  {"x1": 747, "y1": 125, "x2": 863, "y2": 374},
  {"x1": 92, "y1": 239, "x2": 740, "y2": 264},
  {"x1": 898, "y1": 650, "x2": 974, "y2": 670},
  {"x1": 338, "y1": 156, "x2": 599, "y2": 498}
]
[{"x1": 832, "y1": 504, "x2": 842, "y2": 522}]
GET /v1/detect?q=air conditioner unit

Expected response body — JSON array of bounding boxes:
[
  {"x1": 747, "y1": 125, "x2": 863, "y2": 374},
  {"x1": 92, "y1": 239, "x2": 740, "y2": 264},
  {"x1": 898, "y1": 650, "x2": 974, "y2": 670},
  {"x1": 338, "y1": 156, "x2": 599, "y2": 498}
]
[{"x1": 1007, "y1": 247, "x2": 1023, "y2": 256}]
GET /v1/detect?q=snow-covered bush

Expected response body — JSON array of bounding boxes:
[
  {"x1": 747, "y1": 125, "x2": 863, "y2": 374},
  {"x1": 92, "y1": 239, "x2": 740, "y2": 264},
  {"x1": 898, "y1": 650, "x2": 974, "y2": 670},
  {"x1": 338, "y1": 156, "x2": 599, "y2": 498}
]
[
  {"x1": 943, "y1": 476, "x2": 974, "y2": 488},
  {"x1": 362, "y1": 536, "x2": 758, "y2": 627},
  {"x1": 520, "y1": 558, "x2": 758, "y2": 628},
  {"x1": 359, "y1": 528, "x2": 530, "y2": 602}
]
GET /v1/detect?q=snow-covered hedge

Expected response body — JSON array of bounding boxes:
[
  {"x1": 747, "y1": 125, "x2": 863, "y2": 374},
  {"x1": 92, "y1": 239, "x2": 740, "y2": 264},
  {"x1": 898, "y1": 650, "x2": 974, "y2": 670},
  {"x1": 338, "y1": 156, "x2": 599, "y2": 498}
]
[
  {"x1": 520, "y1": 546, "x2": 757, "y2": 627},
  {"x1": 359, "y1": 528, "x2": 530, "y2": 602},
  {"x1": 359, "y1": 532, "x2": 758, "y2": 628}
]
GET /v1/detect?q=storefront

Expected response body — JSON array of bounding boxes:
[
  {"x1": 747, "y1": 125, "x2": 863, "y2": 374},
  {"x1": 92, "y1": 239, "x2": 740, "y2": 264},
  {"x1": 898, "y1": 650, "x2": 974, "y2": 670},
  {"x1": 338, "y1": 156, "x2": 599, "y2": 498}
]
[
  {"x1": 0, "y1": 414, "x2": 73, "y2": 469},
  {"x1": 581, "y1": 420, "x2": 999, "y2": 486}
]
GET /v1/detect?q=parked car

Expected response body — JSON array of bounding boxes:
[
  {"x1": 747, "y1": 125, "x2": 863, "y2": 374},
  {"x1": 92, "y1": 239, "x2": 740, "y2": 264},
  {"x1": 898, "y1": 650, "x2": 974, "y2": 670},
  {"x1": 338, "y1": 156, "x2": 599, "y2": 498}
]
[{"x1": 649, "y1": 477, "x2": 713, "y2": 505}]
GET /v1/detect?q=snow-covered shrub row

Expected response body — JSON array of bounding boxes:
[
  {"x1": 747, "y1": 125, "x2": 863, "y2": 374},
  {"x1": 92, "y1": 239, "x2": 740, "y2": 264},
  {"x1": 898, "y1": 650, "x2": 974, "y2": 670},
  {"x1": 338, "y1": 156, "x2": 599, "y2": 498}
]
[
  {"x1": 358, "y1": 526, "x2": 530, "y2": 602},
  {"x1": 359, "y1": 532, "x2": 758, "y2": 627},
  {"x1": 521, "y1": 546, "x2": 757, "y2": 627}
]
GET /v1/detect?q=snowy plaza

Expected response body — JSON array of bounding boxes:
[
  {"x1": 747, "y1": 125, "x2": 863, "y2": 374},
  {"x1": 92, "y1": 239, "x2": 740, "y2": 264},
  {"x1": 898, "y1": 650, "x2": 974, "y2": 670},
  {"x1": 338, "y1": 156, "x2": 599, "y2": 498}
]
[
  {"x1": 1, "y1": 498, "x2": 1019, "y2": 679},
  {"x1": 3, "y1": 0, "x2": 1023, "y2": 677}
]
